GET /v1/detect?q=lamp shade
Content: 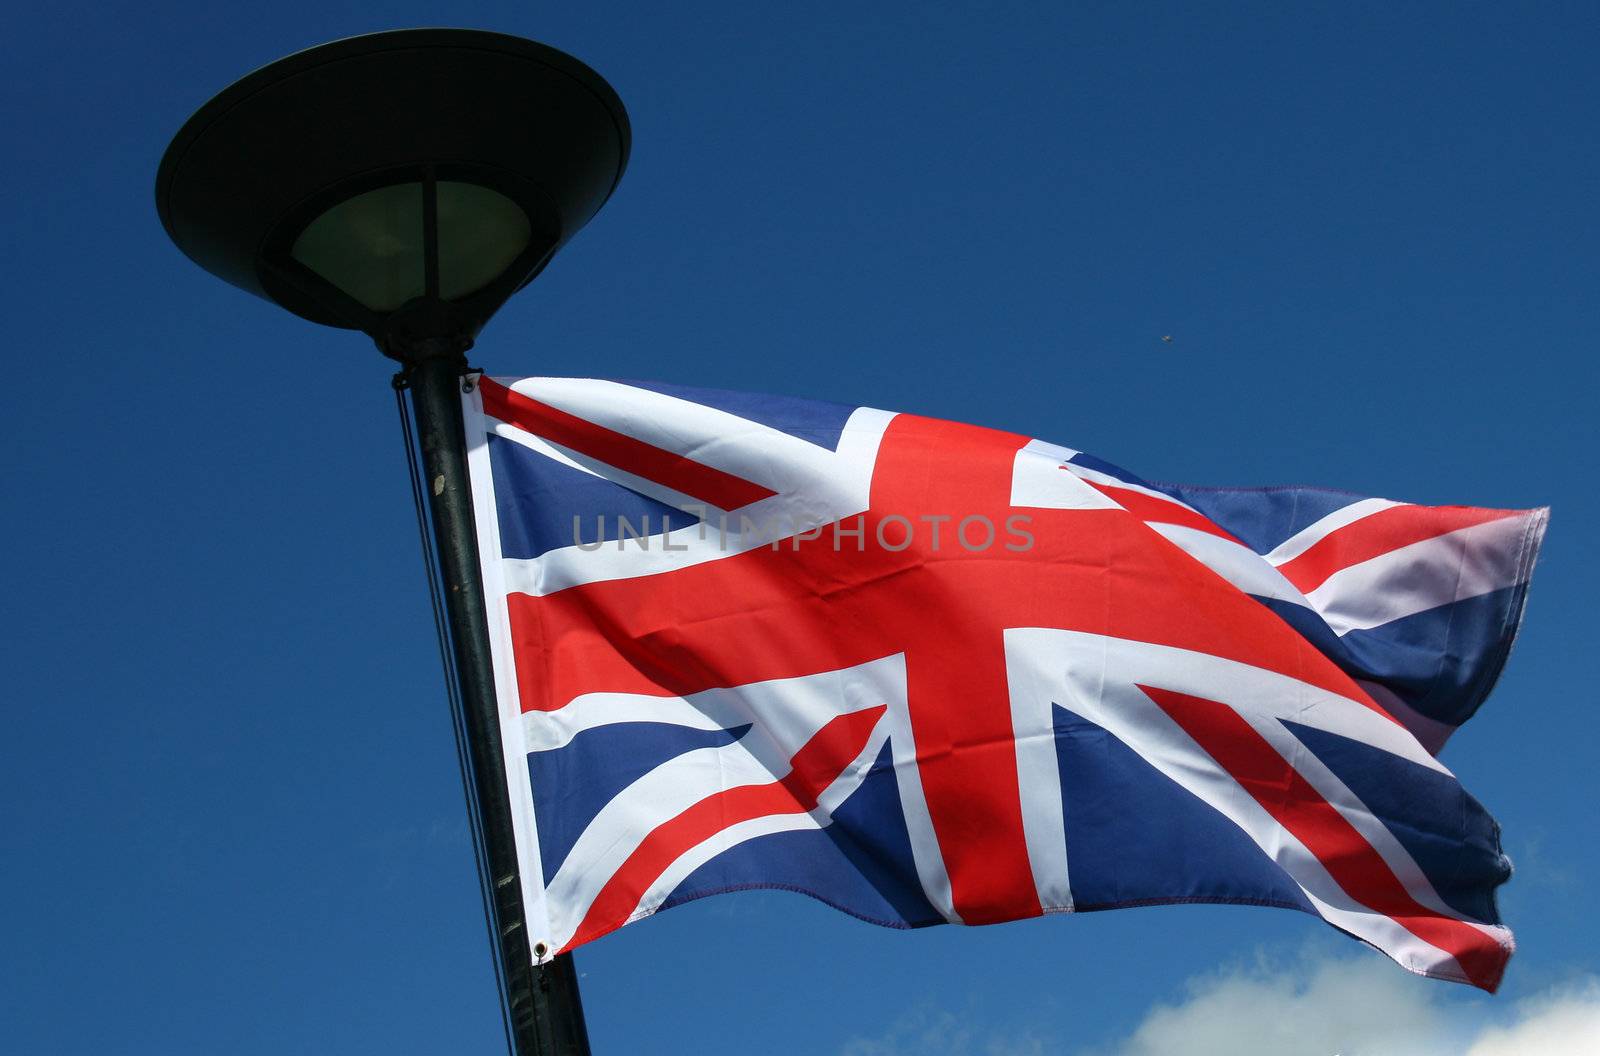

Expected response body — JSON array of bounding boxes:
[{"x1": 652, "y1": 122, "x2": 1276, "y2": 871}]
[{"x1": 155, "y1": 29, "x2": 630, "y2": 344}]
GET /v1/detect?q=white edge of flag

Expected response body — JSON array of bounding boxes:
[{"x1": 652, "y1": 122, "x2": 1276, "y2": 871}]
[{"x1": 463, "y1": 380, "x2": 555, "y2": 966}]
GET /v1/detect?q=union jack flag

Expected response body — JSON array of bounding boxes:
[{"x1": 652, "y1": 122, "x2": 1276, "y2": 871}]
[{"x1": 462, "y1": 375, "x2": 1546, "y2": 991}]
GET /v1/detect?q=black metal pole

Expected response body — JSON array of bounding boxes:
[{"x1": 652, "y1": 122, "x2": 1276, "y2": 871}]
[{"x1": 407, "y1": 351, "x2": 592, "y2": 1056}]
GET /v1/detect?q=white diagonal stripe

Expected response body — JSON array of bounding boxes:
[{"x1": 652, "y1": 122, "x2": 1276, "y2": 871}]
[
  {"x1": 621, "y1": 720, "x2": 891, "y2": 928},
  {"x1": 491, "y1": 391, "x2": 896, "y2": 597},
  {"x1": 1265, "y1": 497, "x2": 1403, "y2": 565},
  {"x1": 1148, "y1": 523, "x2": 1308, "y2": 607},
  {"x1": 1306, "y1": 515, "x2": 1535, "y2": 635},
  {"x1": 1005, "y1": 628, "x2": 1510, "y2": 985}
]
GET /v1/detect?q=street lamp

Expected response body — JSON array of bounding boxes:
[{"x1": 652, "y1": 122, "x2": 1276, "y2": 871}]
[
  {"x1": 156, "y1": 26, "x2": 628, "y2": 360},
  {"x1": 156, "y1": 28, "x2": 630, "y2": 1056}
]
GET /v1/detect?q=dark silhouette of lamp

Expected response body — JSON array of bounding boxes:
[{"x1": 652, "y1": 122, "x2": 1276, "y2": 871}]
[{"x1": 156, "y1": 27, "x2": 629, "y2": 361}]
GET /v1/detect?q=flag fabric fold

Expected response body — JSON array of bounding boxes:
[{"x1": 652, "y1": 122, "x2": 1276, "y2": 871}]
[{"x1": 462, "y1": 375, "x2": 1545, "y2": 991}]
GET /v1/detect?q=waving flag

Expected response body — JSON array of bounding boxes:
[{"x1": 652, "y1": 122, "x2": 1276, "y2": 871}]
[{"x1": 461, "y1": 375, "x2": 1545, "y2": 991}]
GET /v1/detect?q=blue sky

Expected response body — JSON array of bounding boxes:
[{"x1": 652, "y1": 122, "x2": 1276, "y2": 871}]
[{"x1": 3, "y1": 2, "x2": 1596, "y2": 1053}]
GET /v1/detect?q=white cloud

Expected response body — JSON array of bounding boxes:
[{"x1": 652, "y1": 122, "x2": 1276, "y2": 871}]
[
  {"x1": 1096, "y1": 952, "x2": 1600, "y2": 1056},
  {"x1": 842, "y1": 952, "x2": 1600, "y2": 1056},
  {"x1": 1464, "y1": 983, "x2": 1600, "y2": 1056}
]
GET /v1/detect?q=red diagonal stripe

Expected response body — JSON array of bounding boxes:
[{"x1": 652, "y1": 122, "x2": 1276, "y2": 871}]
[
  {"x1": 1072, "y1": 473, "x2": 1243, "y2": 545},
  {"x1": 1275, "y1": 504, "x2": 1520, "y2": 595},
  {"x1": 560, "y1": 704, "x2": 887, "y2": 952},
  {"x1": 480, "y1": 377, "x2": 777, "y2": 512},
  {"x1": 1145, "y1": 685, "x2": 1507, "y2": 991}
]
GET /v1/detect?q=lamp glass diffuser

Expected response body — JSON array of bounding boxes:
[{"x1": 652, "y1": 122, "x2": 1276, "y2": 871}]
[
  {"x1": 437, "y1": 182, "x2": 534, "y2": 301},
  {"x1": 291, "y1": 182, "x2": 425, "y2": 311},
  {"x1": 290, "y1": 180, "x2": 534, "y2": 312}
]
